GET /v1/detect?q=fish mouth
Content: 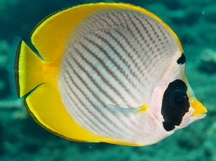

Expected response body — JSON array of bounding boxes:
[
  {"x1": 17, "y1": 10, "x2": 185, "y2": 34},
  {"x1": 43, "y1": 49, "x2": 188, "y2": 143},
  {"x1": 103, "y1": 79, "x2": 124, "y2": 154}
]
[
  {"x1": 190, "y1": 98, "x2": 207, "y2": 117},
  {"x1": 196, "y1": 112, "x2": 207, "y2": 119}
]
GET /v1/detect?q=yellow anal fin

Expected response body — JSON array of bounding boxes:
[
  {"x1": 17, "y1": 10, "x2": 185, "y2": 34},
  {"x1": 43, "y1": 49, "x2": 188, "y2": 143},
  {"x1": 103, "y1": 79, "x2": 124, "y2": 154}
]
[
  {"x1": 26, "y1": 83, "x2": 136, "y2": 145},
  {"x1": 16, "y1": 41, "x2": 45, "y2": 97}
]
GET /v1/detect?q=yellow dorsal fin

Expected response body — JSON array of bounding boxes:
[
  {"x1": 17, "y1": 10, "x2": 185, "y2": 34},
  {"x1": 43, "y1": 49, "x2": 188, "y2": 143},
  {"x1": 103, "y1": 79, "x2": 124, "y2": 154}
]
[{"x1": 30, "y1": 2, "x2": 182, "y2": 63}]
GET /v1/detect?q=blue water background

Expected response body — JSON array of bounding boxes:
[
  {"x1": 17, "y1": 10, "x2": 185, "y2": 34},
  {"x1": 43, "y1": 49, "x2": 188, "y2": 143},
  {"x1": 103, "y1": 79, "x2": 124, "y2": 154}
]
[{"x1": 0, "y1": 0, "x2": 216, "y2": 160}]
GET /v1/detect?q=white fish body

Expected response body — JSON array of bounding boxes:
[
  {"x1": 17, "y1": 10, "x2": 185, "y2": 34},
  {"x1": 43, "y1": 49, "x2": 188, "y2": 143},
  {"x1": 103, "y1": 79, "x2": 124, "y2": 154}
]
[{"x1": 15, "y1": 3, "x2": 206, "y2": 146}]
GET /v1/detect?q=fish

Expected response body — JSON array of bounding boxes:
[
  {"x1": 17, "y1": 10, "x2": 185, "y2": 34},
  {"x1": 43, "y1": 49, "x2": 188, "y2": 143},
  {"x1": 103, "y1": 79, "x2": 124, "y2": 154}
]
[{"x1": 14, "y1": 2, "x2": 207, "y2": 146}]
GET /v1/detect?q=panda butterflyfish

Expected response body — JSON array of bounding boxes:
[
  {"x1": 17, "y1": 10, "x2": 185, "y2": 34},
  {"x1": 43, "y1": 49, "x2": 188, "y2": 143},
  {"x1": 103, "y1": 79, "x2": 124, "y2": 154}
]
[{"x1": 15, "y1": 2, "x2": 207, "y2": 146}]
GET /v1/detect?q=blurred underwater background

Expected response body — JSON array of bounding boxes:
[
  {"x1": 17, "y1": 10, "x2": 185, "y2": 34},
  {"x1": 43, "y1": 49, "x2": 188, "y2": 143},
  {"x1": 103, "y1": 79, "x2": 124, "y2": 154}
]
[{"x1": 0, "y1": 0, "x2": 216, "y2": 160}]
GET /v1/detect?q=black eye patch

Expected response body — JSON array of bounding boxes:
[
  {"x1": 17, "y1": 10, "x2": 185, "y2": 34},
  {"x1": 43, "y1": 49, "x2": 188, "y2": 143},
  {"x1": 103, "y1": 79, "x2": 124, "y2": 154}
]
[
  {"x1": 161, "y1": 79, "x2": 189, "y2": 131},
  {"x1": 177, "y1": 53, "x2": 186, "y2": 65}
]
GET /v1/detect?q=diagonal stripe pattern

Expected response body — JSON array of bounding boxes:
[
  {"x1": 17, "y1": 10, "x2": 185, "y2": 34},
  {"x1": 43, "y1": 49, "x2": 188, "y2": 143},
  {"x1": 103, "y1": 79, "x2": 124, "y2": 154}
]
[{"x1": 58, "y1": 8, "x2": 179, "y2": 142}]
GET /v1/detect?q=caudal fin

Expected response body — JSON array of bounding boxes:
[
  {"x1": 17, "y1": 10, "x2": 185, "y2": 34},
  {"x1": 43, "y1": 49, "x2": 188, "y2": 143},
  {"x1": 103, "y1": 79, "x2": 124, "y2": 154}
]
[{"x1": 15, "y1": 40, "x2": 45, "y2": 98}]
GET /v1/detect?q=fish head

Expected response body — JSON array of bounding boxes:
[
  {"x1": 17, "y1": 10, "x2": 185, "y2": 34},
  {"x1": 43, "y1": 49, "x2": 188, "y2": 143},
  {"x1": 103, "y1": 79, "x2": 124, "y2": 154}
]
[{"x1": 150, "y1": 53, "x2": 207, "y2": 134}]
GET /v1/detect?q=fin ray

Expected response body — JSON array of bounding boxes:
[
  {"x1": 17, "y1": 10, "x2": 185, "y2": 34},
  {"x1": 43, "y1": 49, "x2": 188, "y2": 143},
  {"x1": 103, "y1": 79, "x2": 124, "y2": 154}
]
[{"x1": 16, "y1": 40, "x2": 45, "y2": 97}]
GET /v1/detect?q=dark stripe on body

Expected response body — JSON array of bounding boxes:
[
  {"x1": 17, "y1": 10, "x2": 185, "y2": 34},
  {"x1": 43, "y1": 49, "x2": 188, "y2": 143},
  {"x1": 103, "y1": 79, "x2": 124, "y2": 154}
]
[
  {"x1": 61, "y1": 76, "x2": 106, "y2": 135},
  {"x1": 64, "y1": 58, "x2": 131, "y2": 135},
  {"x1": 63, "y1": 68, "x2": 117, "y2": 135}
]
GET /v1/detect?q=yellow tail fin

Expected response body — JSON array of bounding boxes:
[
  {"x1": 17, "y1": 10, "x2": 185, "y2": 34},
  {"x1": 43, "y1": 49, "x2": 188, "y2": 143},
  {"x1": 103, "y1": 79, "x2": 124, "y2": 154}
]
[
  {"x1": 15, "y1": 40, "x2": 45, "y2": 97},
  {"x1": 15, "y1": 41, "x2": 122, "y2": 144},
  {"x1": 14, "y1": 2, "x2": 152, "y2": 146}
]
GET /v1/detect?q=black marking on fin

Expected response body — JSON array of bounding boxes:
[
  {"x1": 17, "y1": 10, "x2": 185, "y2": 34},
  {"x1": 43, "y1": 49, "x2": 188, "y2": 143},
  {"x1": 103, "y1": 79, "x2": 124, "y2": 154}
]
[
  {"x1": 14, "y1": 40, "x2": 23, "y2": 98},
  {"x1": 177, "y1": 53, "x2": 186, "y2": 65},
  {"x1": 7, "y1": 36, "x2": 21, "y2": 99},
  {"x1": 161, "y1": 79, "x2": 189, "y2": 131}
]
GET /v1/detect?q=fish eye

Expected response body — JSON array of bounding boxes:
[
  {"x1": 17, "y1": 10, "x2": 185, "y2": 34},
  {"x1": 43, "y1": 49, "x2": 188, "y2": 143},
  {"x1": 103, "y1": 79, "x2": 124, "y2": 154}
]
[
  {"x1": 161, "y1": 79, "x2": 190, "y2": 131},
  {"x1": 169, "y1": 90, "x2": 187, "y2": 108}
]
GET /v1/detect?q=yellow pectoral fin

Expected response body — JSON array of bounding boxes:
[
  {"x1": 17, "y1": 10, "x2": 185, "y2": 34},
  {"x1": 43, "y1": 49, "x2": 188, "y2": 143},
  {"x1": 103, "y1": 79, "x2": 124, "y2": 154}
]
[
  {"x1": 137, "y1": 104, "x2": 148, "y2": 113},
  {"x1": 25, "y1": 83, "x2": 130, "y2": 144}
]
